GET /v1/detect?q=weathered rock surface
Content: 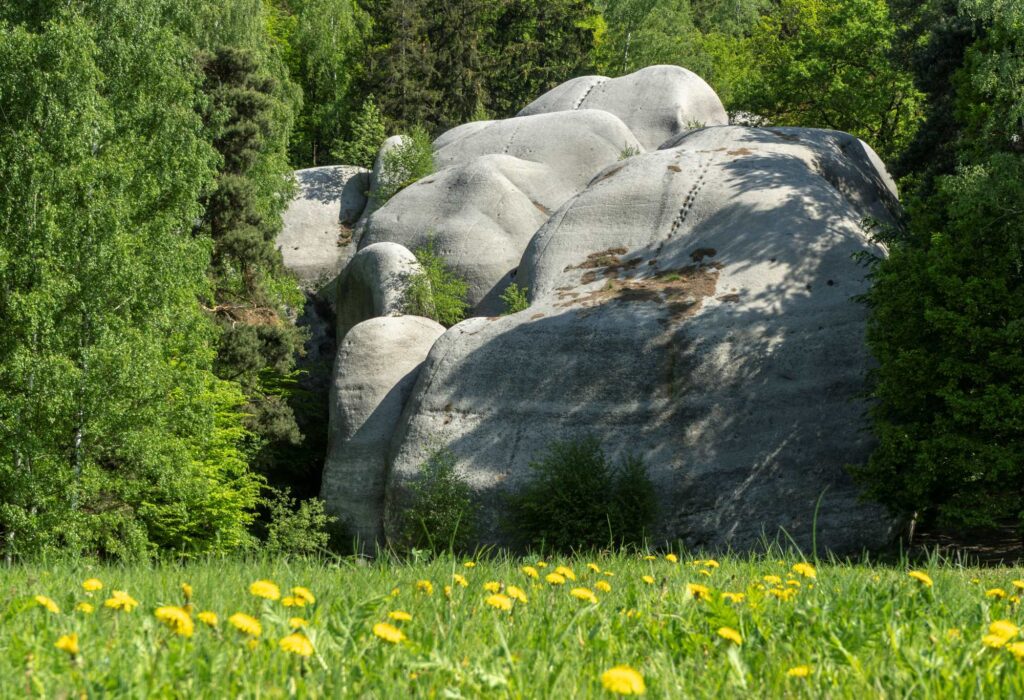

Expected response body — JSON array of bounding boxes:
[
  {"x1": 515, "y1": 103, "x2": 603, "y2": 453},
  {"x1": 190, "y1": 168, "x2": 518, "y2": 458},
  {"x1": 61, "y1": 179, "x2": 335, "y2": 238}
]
[
  {"x1": 322, "y1": 66, "x2": 902, "y2": 555},
  {"x1": 322, "y1": 316, "x2": 445, "y2": 547},
  {"x1": 383, "y1": 125, "x2": 900, "y2": 554},
  {"x1": 278, "y1": 165, "x2": 369, "y2": 292},
  {"x1": 359, "y1": 154, "x2": 577, "y2": 312},
  {"x1": 518, "y1": 65, "x2": 728, "y2": 150},
  {"x1": 335, "y1": 242, "x2": 422, "y2": 341},
  {"x1": 433, "y1": 110, "x2": 643, "y2": 192}
]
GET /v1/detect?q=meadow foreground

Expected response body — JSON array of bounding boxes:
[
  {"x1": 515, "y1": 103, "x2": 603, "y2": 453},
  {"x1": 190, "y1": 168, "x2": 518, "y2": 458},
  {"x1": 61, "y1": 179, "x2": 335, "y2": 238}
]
[{"x1": 3, "y1": 551, "x2": 1024, "y2": 698}]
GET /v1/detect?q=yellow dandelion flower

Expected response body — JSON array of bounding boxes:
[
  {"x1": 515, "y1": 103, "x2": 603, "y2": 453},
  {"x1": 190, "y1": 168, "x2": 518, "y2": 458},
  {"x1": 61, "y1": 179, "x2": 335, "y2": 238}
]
[
  {"x1": 180, "y1": 583, "x2": 193, "y2": 601},
  {"x1": 249, "y1": 580, "x2": 281, "y2": 601},
  {"x1": 787, "y1": 580, "x2": 802, "y2": 588},
  {"x1": 55, "y1": 633, "x2": 79, "y2": 656},
  {"x1": 75, "y1": 601, "x2": 94, "y2": 614},
  {"x1": 570, "y1": 587, "x2": 598, "y2": 604},
  {"x1": 464, "y1": 561, "x2": 476, "y2": 568},
  {"x1": 703, "y1": 559, "x2": 720, "y2": 569},
  {"x1": 687, "y1": 583, "x2": 710, "y2": 601},
  {"x1": 1013, "y1": 580, "x2": 1024, "y2": 591},
  {"x1": 545, "y1": 573, "x2": 566, "y2": 586},
  {"x1": 444, "y1": 585, "x2": 453, "y2": 598},
  {"x1": 282, "y1": 596, "x2": 304, "y2": 607},
  {"x1": 507, "y1": 585, "x2": 528, "y2": 603},
  {"x1": 786, "y1": 665, "x2": 812, "y2": 678},
  {"x1": 483, "y1": 581, "x2": 501, "y2": 593},
  {"x1": 289, "y1": 617, "x2": 307, "y2": 629},
  {"x1": 536, "y1": 561, "x2": 548, "y2": 568},
  {"x1": 82, "y1": 578, "x2": 103, "y2": 592},
  {"x1": 596, "y1": 580, "x2": 612, "y2": 593},
  {"x1": 972, "y1": 578, "x2": 980, "y2": 584},
  {"x1": 986, "y1": 588, "x2": 1007, "y2": 599},
  {"x1": 665, "y1": 553, "x2": 678, "y2": 563},
  {"x1": 154, "y1": 606, "x2": 194, "y2": 638},
  {"x1": 641, "y1": 575, "x2": 655, "y2": 585},
  {"x1": 279, "y1": 632, "x2": 314, "y2": 657},
  {"x1": 983, "y1": 634, "x2": 1008, "y2": 649},
  {"x1": 104, "y1": 590, "x2": 139, "y2": 612},
  {"x1": 792, "y1": 562, "x2": 816, "y2": 579},
  {"x1": 600, "y1": 665, "x2": 646, "y2": 695},
  {"x1": 763, "y1": 575, "x2": 782, "y2": 586},
  {"x1": 389, "y1": 610, "x2": 412, "y2": 622},
  {"x1": 246, "y1": 638, "x2": 259, "y2": 651},
  {"x1": 390, "y1": 587, "x2": 400, "y2": 597},
  {"x1": 947, "y1": 628, "x2": 961, "y2": 640},
  {"x1": 373, "y1": 622, "x2": 406, "y2": 643},
  {"x1": 229, "y1": 613, "x2": 262, "y2": 637},
  {"x1": 908, "y1": 571, "x2": 933, "y2": 588},
  {"x1": 603, "y1": 570, "x2": 615, "y2": 577},
  {"x1": 769, "y1": 587, "x2": 798, "y2": 601},
  {"x1": 717, "y1": 626, "x2": 742, "y2": 645},
  {"x1": 291, "y1": 587, "x2": 316, "y2": 605},
  {"x1": 198, "y1": 611, "x2": 218, "y2": 627},
  {"x1": 554, "y1": 566, "x2": 576, "y2": 581},
  {"x1": 586, "y1": 562, "x2": 601, "y2": 573},
  {"x1": 416, "y1": 580, "x2": 434, "y2": 596},
  {"x1": 34, "y1": 595, "x2": 59, "y2": 614},
  {"x1": 486, "y1": 593, "x2": 513, "y2": 611},
  {"x1": 1008, "y1": 642, "x2": 1024, "y2": 660},
  {"x1": 521, "y1": 566, "x2": 539, "y2": 579},
  {"x1": 989, "y1": 620, "x2": 1019, "y2": 640},
  {"x1": 1012, "y1": 595, "x2": 1021, "y2": 604},
  {"x1": 453, "y1": 574, "x2": 469, "y2": 588},
  {"x1": 721, "y1": 592, "x2": 745, "y2": 603},
  {"x1": 699, "y1": 570, "x2": 712, "y2": 577}
]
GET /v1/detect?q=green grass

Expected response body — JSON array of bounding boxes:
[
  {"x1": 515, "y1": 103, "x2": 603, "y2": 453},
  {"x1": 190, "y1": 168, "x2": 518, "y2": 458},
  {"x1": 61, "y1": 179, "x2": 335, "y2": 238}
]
[{"x1": 3, "y1": 549, "x2": 1024, "y2": 698}]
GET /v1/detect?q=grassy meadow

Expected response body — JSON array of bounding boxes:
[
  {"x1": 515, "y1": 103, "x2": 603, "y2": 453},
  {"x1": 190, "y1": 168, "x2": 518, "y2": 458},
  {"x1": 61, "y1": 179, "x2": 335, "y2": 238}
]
[{"x1": 3, "y1": 550, "x2": 1024, "y2": 698}]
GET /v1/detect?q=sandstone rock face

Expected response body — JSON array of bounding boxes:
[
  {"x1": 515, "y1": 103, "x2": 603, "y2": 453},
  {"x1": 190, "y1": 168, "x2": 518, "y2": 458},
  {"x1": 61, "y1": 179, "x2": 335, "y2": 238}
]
[
  {"x1": 359, "y1": 154, "x2": 577, "y2": 313},
  {"x1": 433, "y1": 110, "x2": 643, "y2": 192},
  {"x1": 278, "y1": 165, "x2": 369, "y2": 291},
  {"x1": 322, "y1": 66, "x2": 901, "y2": 555},
  {"x1": 335, "y1": 242, "x2": 422, "y2": 341},
  {"x1": 383, "y1": 125, "x2": 900, "y2": 554},
  {"x1": 321, "y1": 315, "x2": 445, "y2": 548},
  {"x1": 519, "y1": 65, "x2": 729, "y2": 150}
]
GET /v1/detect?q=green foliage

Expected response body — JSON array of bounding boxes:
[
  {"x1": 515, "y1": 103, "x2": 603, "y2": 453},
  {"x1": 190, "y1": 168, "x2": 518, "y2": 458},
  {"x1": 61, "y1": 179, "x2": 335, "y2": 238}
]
[
  {"x1": 401, "y1": 448, "x2": 477, "y2": 553},
  {"x1": 403, "y1": 240, "x2": 470, "y2": 327},
  {"x1": 500, "y1": 283, "x2": 530, "y2": 315},
  {"x1": 618, "y1": 144, "x2": 642, "y2": 160},
  {"x1": 263, "y1": 487, "x2": 336, "y2": 556},
  {"x1": 332, "y1": 96, "x2": 387, "y2": 168},
  {"x1": 0, "y1": 1, "x2": 261, "y2": 560},
  {"x1": 856, "y1": 1, "x2": 1024, "y2": 530},
  {"x1": 505, "y1": 437, "x2": 657, "y2": 552},
  {"x1": 372, "y1": 126, "x2": 435, "y2": 204},
  {"x1": 735, "y1": 0, "x2": 923, "y2": 162}
]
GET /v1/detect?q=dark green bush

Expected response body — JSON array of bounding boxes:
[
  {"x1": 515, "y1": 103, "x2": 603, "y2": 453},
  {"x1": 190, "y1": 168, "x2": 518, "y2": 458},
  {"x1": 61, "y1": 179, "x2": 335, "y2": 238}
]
[
  {"x1": 372, "y1": 124, "x2": 434, "y2": 204},
  {"x1": 401, "y1": 448, "x2": 477, "y2": 553},
  {"x1": 404, "y1": 239, "x2": 469, "y2": 327},
  {"x1": 505, "y1": 437, "x2": 657, "y2": 552},
  {"x1": 263, "y1": 488, "x2": 336, "y2": 556}
]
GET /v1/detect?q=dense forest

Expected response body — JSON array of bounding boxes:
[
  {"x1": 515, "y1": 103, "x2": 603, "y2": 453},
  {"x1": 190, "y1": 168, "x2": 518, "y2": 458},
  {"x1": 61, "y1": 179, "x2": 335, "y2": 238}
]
[{"x1": 0, "y1": 0, "x2": 1020, "y2": 560}]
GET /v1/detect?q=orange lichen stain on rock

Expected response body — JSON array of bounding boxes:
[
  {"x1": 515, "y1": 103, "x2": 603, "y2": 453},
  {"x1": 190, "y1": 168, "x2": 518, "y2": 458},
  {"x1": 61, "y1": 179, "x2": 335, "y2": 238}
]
[
  {"x1": 558, "y1": 249, "x2": 722, "y2": 323},
  {"x1": 530, "y1": 313, "x2": 546, "y2": 320},
  {"x1": 726, "y1": 148, "x2": 753, "y2": 156}
]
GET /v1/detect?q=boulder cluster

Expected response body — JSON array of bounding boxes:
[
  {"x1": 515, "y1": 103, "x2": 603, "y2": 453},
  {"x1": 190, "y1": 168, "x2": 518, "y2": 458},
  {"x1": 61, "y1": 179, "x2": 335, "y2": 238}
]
[{"x1": 278, "y1": 65, "x2": 901, "y2": 554}]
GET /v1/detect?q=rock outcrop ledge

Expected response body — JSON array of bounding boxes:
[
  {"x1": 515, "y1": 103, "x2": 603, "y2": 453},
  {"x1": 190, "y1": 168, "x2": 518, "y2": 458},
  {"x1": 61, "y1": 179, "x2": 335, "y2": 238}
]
[{"x1": 278, "y1": 65, "x2": 901, "y2": 554}]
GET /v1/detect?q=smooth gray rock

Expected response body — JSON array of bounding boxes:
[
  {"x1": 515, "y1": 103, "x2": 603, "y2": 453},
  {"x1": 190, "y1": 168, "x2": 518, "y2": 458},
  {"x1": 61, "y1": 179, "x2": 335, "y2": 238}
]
[
  {"x1": 358, "y1": 154, "x2": 577, "y2": 312},
  {"x1": 278, "y1": 165, "x2": 369, "y2": 292},
  {"x1": 335, "y1": 242, "x2": 422, "y2": 341},
  {"x1": 322, "y1": 316, "x2": 445, "y2": 549},
  {"x1": 518, "y1": 65, "x2": 728, "y2": 150},
  {"x1": 433, "y1": 110, "x2": 643, "y2": 192},
  {"x1": 383, "y1": 124, "x2": 900, "y2": 554}
]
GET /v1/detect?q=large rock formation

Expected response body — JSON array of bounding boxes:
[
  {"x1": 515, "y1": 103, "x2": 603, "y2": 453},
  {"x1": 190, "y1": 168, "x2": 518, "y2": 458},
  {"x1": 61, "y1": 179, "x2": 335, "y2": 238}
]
[
  {"x1": 322, "y1": 316, "x2": 445, "y2": 546},
  {"x1": 307, "y1": 65, "x2": 901, "y2": 554}
]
